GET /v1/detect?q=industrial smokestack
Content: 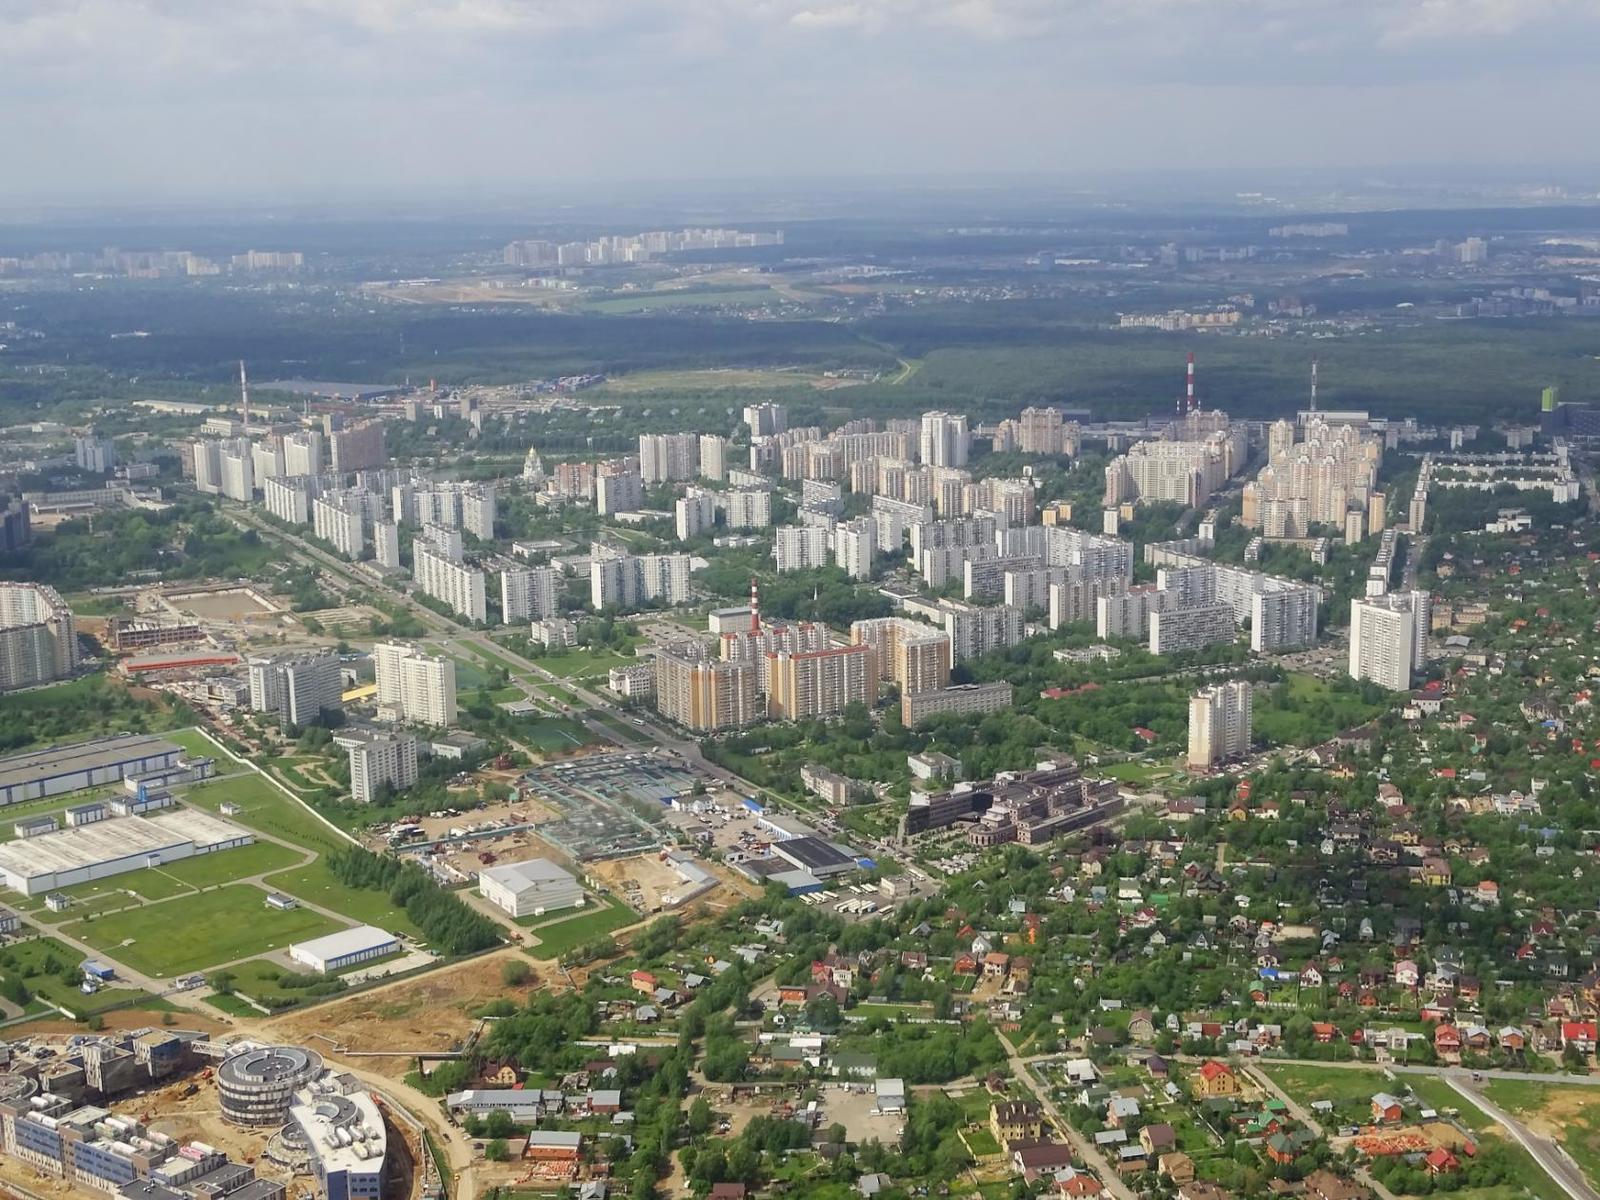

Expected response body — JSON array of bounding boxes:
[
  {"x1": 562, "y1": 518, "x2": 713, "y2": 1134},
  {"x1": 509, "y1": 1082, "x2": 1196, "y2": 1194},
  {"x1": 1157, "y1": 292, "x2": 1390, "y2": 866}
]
[
  {"x1": 750, "y1": 577, "x2": 760, "y2": 634},
  {"x1": 1186, "y1": 351, "x2": 1196, "y2": 414}
]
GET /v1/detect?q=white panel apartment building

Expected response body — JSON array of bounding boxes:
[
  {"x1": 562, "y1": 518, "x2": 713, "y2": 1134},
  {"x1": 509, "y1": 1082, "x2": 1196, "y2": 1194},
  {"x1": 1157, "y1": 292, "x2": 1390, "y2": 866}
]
[
  {"x1": 1188, "y1": 680, "x2": 1253, "y2": 770},
  {"x1": 345, "y1": 730, "x2": 419, "y2": 803},
  {"x1": 414, "y1": 542, "x2": 488, "y2": 623},
  {"x1": 939, "y1": 599, "x2": 1024, "y2": 663},
  {"x1": 500, "y1": 565, "x2": 561, "y2": 622},
  {"x1": 722, "y1": 489, "x2": 773, "y2": 530},
  {"x1": 1349, "y1": 591, "x2": 1429, "y2": 691},
  {"x1": 265, "y1": 476, "x2": 312, "y2": 525},
  {"x1": 833, "y1": 518, "x2": 875, "y2": 580},
  {"x1": 919, "y1": 411, "x2": 970, "y2": 468},
  {"x1": 283, "y1": 430, "x2": 325, "y2": 476},
  {"x1": 248, "y1": 651, "x2": 343, "y2": 728},
  {"x1": 639, "y1": 433, "x2": 700, "y2": 484},
  {"x1": 1149, "y1": 603, "x2": 1236, "y2": 656},
  {"x1": 313, "y1": 491, "x2": 367, "y2": 559},
  {"x1": 676, "y1": 489, "x2": 717, "y2": 541},
  {"x1": 374, "y1": 520, "x2": 402, "y2": 569},
  {"x1": 774, "y1": 525, "x2": 830, "y2": 572},
  {"x1": 414, "y1": 482, "x2": 497, "y2": 540},
  {"x1": 589, "y1": 545, "x2": 692, "y2": 609},
  {"x1": 374, "y1": 642, "x2": 458, "y2": 726},
  {"x1": 698, "y1": 435, "x2": 730, "y2": 482},
  {"x1": 220, "y1": 440, "x2": 255, "y2": 502}
]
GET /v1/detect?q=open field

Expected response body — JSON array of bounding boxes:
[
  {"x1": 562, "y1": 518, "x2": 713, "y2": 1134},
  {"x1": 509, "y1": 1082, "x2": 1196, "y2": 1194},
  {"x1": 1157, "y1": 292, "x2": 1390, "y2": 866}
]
[
  {"x1": 262, "y1": 861, "x2": 422, "y2": 937},
  {"x1": 183, "y1": 774, "x2": 351, "y2": 857},
  {"x1": 166, "y1": 728, "x2": 227, "y2": 759},
  {"x1": 521, "y1": 893, "x2": 637, "y2": 959},
  {"x1": 1258, "y1": 1063, "x2": 1388, "y2": 1112},
  {"x1": 514, "y1": 716, "x2": 597, "y2": 752},
  {"x1": 66, "y1": 885, "x2": 343, "y2": 977},
  {"x1": 1482, "y1": 1080, "x2": 1600, "y2": 1190},
  {"x1": 265, "y1": 950, "x2": 545, "y2": 1070},
  {"x1": 527, "y1": 646, "x2": 640, "y2": 678}
]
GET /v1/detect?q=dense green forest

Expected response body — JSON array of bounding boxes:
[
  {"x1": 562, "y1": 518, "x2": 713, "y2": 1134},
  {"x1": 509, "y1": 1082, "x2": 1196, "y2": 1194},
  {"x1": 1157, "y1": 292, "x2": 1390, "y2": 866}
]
[{"x1": 0, "y1": 502, "x2": 275, "y2": 590}]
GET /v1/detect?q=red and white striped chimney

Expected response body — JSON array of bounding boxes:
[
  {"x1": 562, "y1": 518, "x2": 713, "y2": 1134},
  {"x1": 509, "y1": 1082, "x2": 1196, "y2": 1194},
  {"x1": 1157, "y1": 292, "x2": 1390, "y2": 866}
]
[{"x1": 1186, "y1": 351, "x2": 1197, "y2": 414}]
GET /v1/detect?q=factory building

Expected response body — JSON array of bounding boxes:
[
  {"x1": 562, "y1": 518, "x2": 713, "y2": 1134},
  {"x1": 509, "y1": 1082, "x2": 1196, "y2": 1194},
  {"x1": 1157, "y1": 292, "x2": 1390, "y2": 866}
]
[
  {"x1": 479, "y1": 858, "x2": 584, "y2": 918},
  {"x1": 0, "y1": 735, "x2": 185, "y2": 808},
  {"x1": 0, "y1": 809, "x2": 253, "y2": 896}
]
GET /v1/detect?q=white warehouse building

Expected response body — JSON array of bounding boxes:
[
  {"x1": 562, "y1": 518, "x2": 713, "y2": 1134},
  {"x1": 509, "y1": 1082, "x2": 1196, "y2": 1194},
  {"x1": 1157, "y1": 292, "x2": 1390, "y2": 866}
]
[
  {"x1": 289, "y1": 925, "x2": 402, "y2": 974},
  {"x1": 0, "y1": 809, "x2": 253, "y2": 896},
  {"x1": 479, "y1": 858, "x2": 584, "y2": 918}
]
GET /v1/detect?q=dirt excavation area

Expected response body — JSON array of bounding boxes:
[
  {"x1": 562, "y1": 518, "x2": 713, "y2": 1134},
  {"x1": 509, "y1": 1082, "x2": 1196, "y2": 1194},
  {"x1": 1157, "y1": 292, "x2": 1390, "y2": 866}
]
[{"x1": 264, "y1": 951, "x2": 547, "y2": 1076}]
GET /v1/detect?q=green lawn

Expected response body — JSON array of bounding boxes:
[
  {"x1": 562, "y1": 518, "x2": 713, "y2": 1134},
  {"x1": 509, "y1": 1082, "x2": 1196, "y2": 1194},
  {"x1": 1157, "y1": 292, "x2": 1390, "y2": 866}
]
[
  {"x1": 1258, "y1": 1063, "x2": 1389, "y2": 1113},
  {"x1": 65, "y1": 885, "x2": 344, "y2": 977},
  {"x1": 166, "y1": 728, "x2": 230, "y2": 760},
  {"x1": 183, "y1": 774, "x2": 351, "y2": 856},
  {"x1": 528, "y1": 647, "x2": 639, "y2": 679},
  {"x1": 523, "y1": 894, "x2": 637, "y2": 959},
  {"x1": 514, "y1": 717, "x2": 598, "y2": 752},
  {"x1": 262, "y1": 861, "x2": 421, "y2": 937}
]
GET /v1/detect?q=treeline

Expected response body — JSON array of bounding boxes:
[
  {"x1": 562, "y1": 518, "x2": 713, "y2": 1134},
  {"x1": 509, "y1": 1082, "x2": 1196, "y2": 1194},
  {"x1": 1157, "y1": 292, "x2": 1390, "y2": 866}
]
[{"x1": 325, "y1": 847, "x2": 501, "y2": 956}]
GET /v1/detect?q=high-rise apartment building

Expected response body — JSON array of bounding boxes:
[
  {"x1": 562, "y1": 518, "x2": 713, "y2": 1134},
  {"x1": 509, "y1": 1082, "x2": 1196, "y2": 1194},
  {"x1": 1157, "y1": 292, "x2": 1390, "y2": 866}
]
[
  {"x1": 676, "y1": 489, "x2": 717, "y2": 541},
  {"x1": 595, "y1": 460, "x2": 645, "y2": 516},
  {"x1": 850, "y1": 617, "x2": 951, "y2": 698},
  {"x1": 414, "y1": 542, "x2": 487, "y2": 623},
  {"x1": 74, "y1": 429, "x2": 117, "y2": 473},
  {"x1": 721, "y1": 621, "x2": 829, "y2": 693},
  {"x1": 744, "y1": 402, "x2": 788, "y2": 438},
  {"x1": 374, "y1": 520, "x2": 401, "y2": 569},
  {"x1": 220, "y1": 439, "x2": 255, "y2": 502},
  {"x1": 589, "y1": 545, "x2": 691, "y2": 609},
  {"x1": 312, "y1": 491, "x2": 367, "y2": 558},
  {"x1": 264, "y1": 476, "x2": 312, "y2": 525},
  {"x1": 345, "y1": 730, "x2": 419, "y2": 803},
  {"x1": 500, "y1": 565, "x2": 560, "y2": 622},
  {"x1": 698, "y1": 435, "x2": 730, "y2": 482},
  {"x1": 1017, "y1": 407, "x2": 1065, "y2": 456},
  {"x1": 639, "y1": 433, "x2": 700, "y2": 485},
  {"x1": 773, "y1": 525, "x2": 830, "y2": 572},
  {"x1": 832, "y1": 518, "x2": 875, "y2": 580},
  {"x1": 919, "y1": 411, "x2": 970, "y2": 468},
  {"x1": 655, "y1": 644, "x2": 758, "y2": 731},
  {"x1": 373, "y1": 641, "x2": 458, "y2": 726},
  {"x1": 938, "y1": 599, "x2": 1024, "y2": 663},
  {"x1": 0, "y1": 583, "x2": 78, "y2": 692},
  {"x1": 1349, "y1": 592, "x2": 1429, "y2": 691},
  {"x1": 283, "y1": 430, "x2": 325, "y2": 476},
  {"x1": 721, "y1": 489, "x2": 772, "y2": 530},
  {"x1": 1187, "y1": 681, "x2": 1253, "y2": 770},
  {"x1": 1149, "y1": 603, "x2": 1236, "y2": 656},
  {"x1": 329, "y1": 420, "x2": 387, "y2": 474},
  {"x1": 767, "y1": 644, "x2": 874, "y2": 721},
  {"x1": 248, "y1": 651, "x2": 343, "y2": 728}
]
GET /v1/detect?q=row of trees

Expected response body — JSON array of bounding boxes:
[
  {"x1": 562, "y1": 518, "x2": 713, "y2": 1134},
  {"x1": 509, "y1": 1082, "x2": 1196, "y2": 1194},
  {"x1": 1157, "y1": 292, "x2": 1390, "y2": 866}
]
[{"x1": 325, "y1": 847, "x2": 502, "y2": 956}]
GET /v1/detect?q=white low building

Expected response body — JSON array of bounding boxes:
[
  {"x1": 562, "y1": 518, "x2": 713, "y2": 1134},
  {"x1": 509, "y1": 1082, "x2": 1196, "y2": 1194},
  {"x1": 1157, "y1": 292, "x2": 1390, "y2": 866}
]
[
  {"x1": 289, "y1": 925, "x2": 402, "y2": 973},
  {"x1": 479, "y1": 858, "x2": 584, "y2": 918}
]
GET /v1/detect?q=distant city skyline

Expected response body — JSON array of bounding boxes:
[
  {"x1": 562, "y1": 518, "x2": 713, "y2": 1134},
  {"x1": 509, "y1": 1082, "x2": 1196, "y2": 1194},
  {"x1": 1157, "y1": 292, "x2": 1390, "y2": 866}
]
[{"x1": 3, "y1": 0, "x2": 1600, "y2": 204}]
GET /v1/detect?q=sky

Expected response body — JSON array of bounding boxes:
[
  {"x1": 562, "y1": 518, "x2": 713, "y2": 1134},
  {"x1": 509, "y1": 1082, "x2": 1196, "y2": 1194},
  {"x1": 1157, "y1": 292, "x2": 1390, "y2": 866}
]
[{"x1": 3, "y1": 0, "x2": 1600, "y2": 206}]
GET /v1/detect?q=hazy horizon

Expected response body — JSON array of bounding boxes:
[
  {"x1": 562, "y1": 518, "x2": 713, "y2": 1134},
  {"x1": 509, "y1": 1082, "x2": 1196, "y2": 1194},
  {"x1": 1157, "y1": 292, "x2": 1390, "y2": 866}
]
[{"x1": 5, "y1": 1, "x2": 1600, "y2": 207}]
